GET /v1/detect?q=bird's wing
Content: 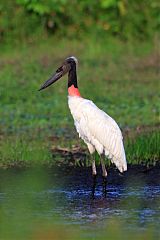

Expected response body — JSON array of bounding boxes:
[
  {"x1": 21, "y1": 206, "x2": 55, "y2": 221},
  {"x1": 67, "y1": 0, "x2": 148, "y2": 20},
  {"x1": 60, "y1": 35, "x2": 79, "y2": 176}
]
[{"x1": 75, "y1": 99, "x2": 127, "y2": 172}]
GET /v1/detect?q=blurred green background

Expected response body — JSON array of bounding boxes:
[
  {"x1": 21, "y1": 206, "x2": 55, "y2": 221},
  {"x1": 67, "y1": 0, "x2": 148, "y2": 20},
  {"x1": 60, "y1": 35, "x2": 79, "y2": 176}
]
[{"x1": 0, "y1": 0, "x2": 160, "y2": 43}]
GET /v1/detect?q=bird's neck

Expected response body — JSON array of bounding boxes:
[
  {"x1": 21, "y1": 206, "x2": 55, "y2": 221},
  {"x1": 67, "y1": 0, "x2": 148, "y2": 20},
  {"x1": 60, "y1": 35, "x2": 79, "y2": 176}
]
[
  {"x1": 68, "y1": 64, "x2": 81, "y2": 97},
  {"x1": 68, "y1": 85, "x2": 81, "y2": 97}
]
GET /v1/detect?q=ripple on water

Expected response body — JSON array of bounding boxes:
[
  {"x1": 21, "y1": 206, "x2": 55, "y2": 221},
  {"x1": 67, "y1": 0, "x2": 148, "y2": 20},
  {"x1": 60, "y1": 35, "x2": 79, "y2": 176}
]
[{"x1": 0, "y1": 167, "x2": 160, "y2": 233}]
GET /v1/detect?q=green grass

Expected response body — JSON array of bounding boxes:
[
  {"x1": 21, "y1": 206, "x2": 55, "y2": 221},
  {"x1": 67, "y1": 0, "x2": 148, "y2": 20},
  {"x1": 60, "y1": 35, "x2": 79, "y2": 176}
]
[
  {"x1": 0, "y1": 130, "x2": 159, "y2": 168},
  {"x1": 126, "y1": 130, "x2": 160, "y2": 165},
  {"x1": 0, "y1": 36, "x2": 159, "y2": 167},
  {"x1": 0, "y1": 136, "x2": 52, "y2": 168}
]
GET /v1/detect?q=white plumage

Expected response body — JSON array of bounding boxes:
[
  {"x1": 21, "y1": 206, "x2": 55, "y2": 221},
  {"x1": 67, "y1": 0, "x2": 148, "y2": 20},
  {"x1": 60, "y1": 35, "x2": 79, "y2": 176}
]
[
  {"x1": 68, "y1": 96, "x2": 127, "y2": 173},
  {"x1": 39, "y1": 55, "x2": 127, "y2": 182}
]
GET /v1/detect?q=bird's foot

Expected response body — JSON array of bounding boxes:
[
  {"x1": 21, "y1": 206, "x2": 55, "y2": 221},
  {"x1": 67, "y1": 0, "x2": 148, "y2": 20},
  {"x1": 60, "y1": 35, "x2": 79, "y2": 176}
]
[
  {"x1": 91, "y1": 174, "x2": 97, "y2": 199},
  {"x1": 102, "y1": 176, "x2": 107, "y2": 198}
]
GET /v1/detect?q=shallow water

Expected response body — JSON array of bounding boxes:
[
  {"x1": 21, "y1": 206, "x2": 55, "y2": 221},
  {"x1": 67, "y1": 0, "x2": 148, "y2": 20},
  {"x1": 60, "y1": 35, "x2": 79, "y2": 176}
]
[{"x1": 0, "y1": 166, "x2": 160, "y2": 238}]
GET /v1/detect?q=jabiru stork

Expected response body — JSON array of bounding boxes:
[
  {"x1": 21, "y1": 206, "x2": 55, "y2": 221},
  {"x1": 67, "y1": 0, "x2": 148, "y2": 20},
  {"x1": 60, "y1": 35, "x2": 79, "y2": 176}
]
[{"x1": 39, "y1": 56, "x2": 127, "y2": 196}]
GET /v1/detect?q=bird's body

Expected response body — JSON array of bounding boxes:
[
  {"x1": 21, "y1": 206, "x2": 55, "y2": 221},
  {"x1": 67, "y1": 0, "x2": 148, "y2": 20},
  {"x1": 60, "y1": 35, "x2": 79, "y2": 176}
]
[
  {"x1": 68, "y1": 95, "x2": 127, "y2": 173},
  {"x1": 39, "y1": 56, "x2": 127, "y2": 196}
]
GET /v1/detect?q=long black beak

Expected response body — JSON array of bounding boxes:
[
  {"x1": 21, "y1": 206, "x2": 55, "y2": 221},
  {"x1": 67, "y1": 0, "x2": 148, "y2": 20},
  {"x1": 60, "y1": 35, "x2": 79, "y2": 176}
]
[{"x1": 39, "y1": 64, "x2": 70, "y2": 91}]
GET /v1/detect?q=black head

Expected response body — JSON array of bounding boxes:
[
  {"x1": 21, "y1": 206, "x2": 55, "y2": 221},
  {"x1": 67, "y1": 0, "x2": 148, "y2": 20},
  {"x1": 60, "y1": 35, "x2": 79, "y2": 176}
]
[
  {"x1": 39, "y1": 56, "x2": 78, "y2": 91},
  {"x1": 65, "y1": 56, "x2": 78, "y2": 66}
]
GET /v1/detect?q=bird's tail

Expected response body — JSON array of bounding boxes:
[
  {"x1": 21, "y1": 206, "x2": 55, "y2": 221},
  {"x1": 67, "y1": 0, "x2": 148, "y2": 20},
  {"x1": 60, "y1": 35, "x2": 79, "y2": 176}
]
[
  {"x1": 114, "y1": 154, "x2": 127, "y2": 173},
  {"x1": 106, "y1": 148, "x2": 127, "y2": 173}
]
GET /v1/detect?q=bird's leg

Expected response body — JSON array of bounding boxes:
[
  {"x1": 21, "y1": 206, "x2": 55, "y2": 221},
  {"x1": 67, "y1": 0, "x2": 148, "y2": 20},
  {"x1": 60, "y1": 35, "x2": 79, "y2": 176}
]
[
  {"x1": 91, "y1": 155, "x2": 97, "y2": 199},
  {"x1": 92, "y1": 157, "x2": 97, "y2": 176},
  {"x1": 100, "y1": 155, "x2": 107, "y2": 197},
  {"x1": 100, "y1": 155, "x2": 107, "y2": 177}
]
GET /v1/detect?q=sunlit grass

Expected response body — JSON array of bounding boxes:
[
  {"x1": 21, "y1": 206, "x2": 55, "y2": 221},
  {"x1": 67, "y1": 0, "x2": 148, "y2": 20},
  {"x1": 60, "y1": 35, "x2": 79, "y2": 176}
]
[
  {"x1": 126, "y1": 131, "x2": 160, "y2": 165},
  {"x1": 0, "y1": 136, "x2": 52, "y2": 168},
  {"x1": 0, "y1": 129, "x2": 159, "y2": 168}
]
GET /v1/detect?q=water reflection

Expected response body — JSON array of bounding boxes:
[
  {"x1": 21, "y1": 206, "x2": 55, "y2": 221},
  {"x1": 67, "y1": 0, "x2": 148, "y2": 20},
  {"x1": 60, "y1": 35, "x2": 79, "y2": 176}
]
[{"x1": 0, "y1": 166, "x2": 160, "y2": 238}]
